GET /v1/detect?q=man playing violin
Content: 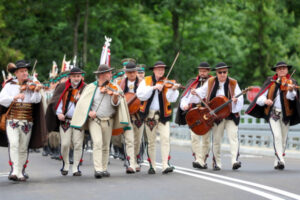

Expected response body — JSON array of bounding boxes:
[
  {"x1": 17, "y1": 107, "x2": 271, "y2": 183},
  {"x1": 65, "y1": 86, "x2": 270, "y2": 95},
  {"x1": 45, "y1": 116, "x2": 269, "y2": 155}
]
[
  {"x1": 45, "y1": 67, "x2": 86, "y2": 176},
  {"x1": 0, "y1": 60, "x2": 47, "y2": 181},
  {"x1": 137, "y1": 61, "x2": 179, "y2": 174},
  {"x1": 176, "y1": 62, "x2": 212, "y2": 169},
  {"x1": 71, "y1": 64, "x2": 131, "y2": 178},
  {"x1": 186, "y1": 62, "x2": 244, "y2": 171},
  {"x1": 116, "y1": 62, "x2": 144, "y2": 173},
  {"x1": 246, "y1": 61, "x2": 300, "y2": 170}
]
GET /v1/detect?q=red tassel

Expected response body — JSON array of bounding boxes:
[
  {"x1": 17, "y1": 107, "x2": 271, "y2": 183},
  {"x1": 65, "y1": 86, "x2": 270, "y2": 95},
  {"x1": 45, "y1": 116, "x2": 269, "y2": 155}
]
[
  {"x1": 168, "y1": 155, "x2": 171, "y2": 160},
  {"x1": 137, "y1": 155, "x2": 140, "y2": 159},
  {"x1": 26, "y1": 160, "x2": 29, "y2": 164},
  {"x1": 283, "y1": 153, "x2": 286, "y2": 156},
  {"x1": 206, "y1": 154, "x2": 209, "y2": 158},
  {"x1": 59, "y1": 156, "x2": 63, "y2": 160},
  {"x1": 8, "y1": 161, "x2": 13, "y2": 166},
  {"x1": 126, "y1": 156, "x2": 130, "y2": 161},
  {"x1": 147, "y1": 158, "x2": 151, "y2": 162},
  {"x1": 23, "y1": 164, "x2": 27, "y2": 168},
  {"x1": 192, "y1": 153, "x2": 195, "y2": 156},
  {"x1": 80, "y1": 159, "x2": 83, "y2": 163}
]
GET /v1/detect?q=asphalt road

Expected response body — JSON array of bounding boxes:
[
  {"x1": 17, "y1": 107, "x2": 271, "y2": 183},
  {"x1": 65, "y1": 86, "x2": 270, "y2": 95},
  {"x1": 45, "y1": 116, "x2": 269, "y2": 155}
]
[{"x1": 1, "y1": 144, "x2": 300, "y2": 200}]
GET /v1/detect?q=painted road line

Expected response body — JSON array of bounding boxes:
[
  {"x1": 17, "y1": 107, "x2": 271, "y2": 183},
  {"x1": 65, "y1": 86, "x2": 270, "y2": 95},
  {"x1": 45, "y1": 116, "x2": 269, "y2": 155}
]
[{"x1": 142, "y1": 162, "x2": 284, "y2": 200}]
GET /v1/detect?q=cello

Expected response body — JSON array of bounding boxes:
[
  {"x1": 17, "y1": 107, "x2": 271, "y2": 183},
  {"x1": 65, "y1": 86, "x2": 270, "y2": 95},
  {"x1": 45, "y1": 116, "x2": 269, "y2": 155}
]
[{"x1": 185, "y1": 87, "x2": 252, "y2": 135}]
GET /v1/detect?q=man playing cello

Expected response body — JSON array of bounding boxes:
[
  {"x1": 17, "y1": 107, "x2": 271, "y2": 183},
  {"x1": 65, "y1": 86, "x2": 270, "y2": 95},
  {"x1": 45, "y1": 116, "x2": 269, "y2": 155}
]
[{"x1": 184, "y1": 62, "x2": 243, "y2": 171}]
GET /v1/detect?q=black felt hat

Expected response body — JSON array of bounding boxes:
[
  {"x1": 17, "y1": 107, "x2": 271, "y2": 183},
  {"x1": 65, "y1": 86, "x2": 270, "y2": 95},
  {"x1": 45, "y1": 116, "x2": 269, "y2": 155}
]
[
  {"x1": 70, "y1": 67, "x2": 85, "y2": 75},
  {"x1": 149, "y1": 61, "x2": 168, "y2": 70},
  {"x1": 271, "y1": 61, "x2": 292, "y2": 71},
  {"x1": 93, "y1": 64, "x2": 114, "y2": 74},
  {"x1": 197, "y1": 62, "x2": 211, "y2": 69},
  {"x1": 124, "y1": 62, "x2": 138, "y2": 72},
  {"x1": 212, "y1": 62, "x2": 231, "y2": 71},
  {"x1": 8, "y1": 60, "x2": 31, "y2": 73}
]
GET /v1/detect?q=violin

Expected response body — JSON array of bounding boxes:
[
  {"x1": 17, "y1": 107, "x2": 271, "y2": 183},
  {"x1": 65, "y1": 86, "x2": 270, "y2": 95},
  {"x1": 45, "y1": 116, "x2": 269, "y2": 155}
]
[
  {"x1": 20, "y1": 80, "x2": 42, "y2": 92},
  {"x1": 99, "y1": 80, "x2": 123, "y2": 97},
  {"x1": 279, "y1": 77, "x2": 300, "y2": 91},
  {"x1": 156, "y1": 78, "x2": 185, "y2": 90}
]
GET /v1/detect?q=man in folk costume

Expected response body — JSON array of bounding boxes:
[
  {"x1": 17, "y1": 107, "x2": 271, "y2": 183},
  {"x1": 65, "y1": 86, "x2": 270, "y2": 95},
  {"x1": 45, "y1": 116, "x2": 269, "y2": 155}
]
[
  {"x1": 137, "y1": 61, "x2": 179, "y2": 174},
  {"x1": 176, "y1": 62, "x2": 212, "y2": 169},
  {"x1": 0, "y1": 60, "x2": 47, "y2": 181},
  {"x1": 117, "y1": 62, "x2": 144, "y2": 172},
  {"x1": 71, "y1": 64, "x2": 132, "y2": 178},
  {"x1": 111, "y1": 58, "x2": 136, "y2": 161},
  {"x1": 246, "y1": 62, "x2": 300, "y2": 170},
  {"x1": 187, "y1": 62, "x2": 243, "y2": 170},
  {"x1": 45, "y1": 67, "x2": 86, "y2": 176}
]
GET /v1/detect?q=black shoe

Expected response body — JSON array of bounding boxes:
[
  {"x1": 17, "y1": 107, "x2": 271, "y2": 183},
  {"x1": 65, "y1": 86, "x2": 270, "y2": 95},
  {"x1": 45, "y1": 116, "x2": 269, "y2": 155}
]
[
  {"x1": 23, "y1": 173, "x2": 29, "y2": 179},
  {"x1": 8, "y1": 174, "x2": 18, "y2": 181},
  {"x1": 73, "y1": 171, "x2": 82, "y2": 176},
  {"x1": 232, "y1": 161, "x2": 242, "y2": 170},
  {"x1": 162, "y1": 166, "x2": 174, "y2": 174},
  {"x1": 18, "y1": 177, "x2": 26, "y2": 182},
  {"x1": 42, "y1": 146, "x2": 49, "y2": 156},
  {"x1": 193, "y1": 162, "x2": 208, "y2": 169},
  {"x1": 94, "y1": 171, "x2": 102, "y2": 179},
  {"x1": 126, "y1": 167, "x2": 135, "y2": 174},
  {"x1": 113, "y1": 146, "x2": 119, "y2": 159},
  {"x1": 213, "y1": 164, "x2": 221, "y2": 171},
  {"x1": 148, "y1": 168, "x2": 156, "y2": 174},
  {"x1": 101, "y1": 171, "x2": 110, "y2": 177},
  {"x1": 61, "y1": 170, "x2": 68, "y2": 176},
  {"x1": 274, "y1": 161, "x2": 285, "y2": 170}
]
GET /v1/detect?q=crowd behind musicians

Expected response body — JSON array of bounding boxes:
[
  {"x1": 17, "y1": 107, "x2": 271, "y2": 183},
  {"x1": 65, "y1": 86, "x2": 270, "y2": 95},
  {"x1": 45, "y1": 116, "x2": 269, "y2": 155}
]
[{"x1": 0, "y1": 58, "x2": 299, "y2": 182}]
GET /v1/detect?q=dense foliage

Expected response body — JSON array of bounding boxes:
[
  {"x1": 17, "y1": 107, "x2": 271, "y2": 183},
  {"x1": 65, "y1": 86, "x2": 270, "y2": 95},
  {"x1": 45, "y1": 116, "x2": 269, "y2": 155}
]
[{"x1": 1, "y1": 0, "x2": 300, "y2": 89}]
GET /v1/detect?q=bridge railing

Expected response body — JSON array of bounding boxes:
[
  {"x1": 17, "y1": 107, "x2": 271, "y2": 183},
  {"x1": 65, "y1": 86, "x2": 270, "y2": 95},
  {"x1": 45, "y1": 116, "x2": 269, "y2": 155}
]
[{"x1": 170, "y1": 105, "x2": 300, "y2": 151}]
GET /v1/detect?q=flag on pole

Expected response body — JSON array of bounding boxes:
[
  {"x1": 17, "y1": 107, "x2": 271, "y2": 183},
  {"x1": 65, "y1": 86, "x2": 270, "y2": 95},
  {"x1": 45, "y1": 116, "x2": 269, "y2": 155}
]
[{"x1": 100, "y1": 36, "x2": 112, "y2": 67}]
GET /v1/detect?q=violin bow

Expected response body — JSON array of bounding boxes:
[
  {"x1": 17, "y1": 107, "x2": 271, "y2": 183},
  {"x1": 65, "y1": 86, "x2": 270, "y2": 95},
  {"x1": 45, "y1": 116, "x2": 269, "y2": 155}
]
[
  {"x1": 166, "y1": 52, "x2": 180, "y2": 80},
  {"x1": 31, "y1": 59, "x2": 38, "y2": 77},
  {"x1": 193, "y1": 92, "x2": 217, "y2": 117}
]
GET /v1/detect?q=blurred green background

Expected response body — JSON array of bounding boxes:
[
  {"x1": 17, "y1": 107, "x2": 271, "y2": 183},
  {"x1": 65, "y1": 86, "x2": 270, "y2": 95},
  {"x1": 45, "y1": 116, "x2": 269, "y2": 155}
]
[{"x1": 1, "y1": 0, "x2": 300, "y2": 88}]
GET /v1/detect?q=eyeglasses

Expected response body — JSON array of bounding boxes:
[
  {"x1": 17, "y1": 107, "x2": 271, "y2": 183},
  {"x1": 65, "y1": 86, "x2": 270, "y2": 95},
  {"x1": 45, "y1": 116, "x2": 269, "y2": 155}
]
[{"x1": 217, "y1": 71, "x2": 227, "y2": 74}]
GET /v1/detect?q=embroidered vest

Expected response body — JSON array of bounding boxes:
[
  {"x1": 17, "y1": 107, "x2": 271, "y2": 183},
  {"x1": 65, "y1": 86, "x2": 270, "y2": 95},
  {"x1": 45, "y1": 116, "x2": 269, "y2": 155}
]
[{"x1": 140, "y1": 76, "x2": 172, "y2": 123}]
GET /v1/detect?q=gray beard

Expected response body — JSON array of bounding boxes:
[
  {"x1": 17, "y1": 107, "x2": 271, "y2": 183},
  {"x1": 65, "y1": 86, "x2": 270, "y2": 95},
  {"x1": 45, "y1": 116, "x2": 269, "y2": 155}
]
[{"x1": 71, "y1": 81, "x2": 80, "y2": 87}]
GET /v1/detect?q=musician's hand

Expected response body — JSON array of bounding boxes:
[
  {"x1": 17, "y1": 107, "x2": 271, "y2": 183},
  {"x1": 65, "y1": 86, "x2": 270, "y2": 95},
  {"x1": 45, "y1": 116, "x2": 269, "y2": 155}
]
[
  {"x1": 183, "y1": 105, "x2": 190, "y2": 111},
  {"x1": 34, "y1": 84, "x2": 42, "y2": 92},
  {"x1": 89, "y1": 111, "x2": 97, "y2": 119},
  {"x1": 172, "y1": 84, "x2": 179, "y2": 90},
  {"x1": 288, "y1": 85, "x2": 294, "y2": 92},
  {"x1": 14, "y1": 93, "x2": 25, "y2": 101},
  {"x1": 265, "y1": 99, "x2": 273, "y2": 106},
  {"x1": 232, "y1": 97, "x2": 238, "y2": 104},
  {"x1": 154, "y1": 84, "x2": 163, "y2": 92},
  {"x1": 191, "y1": 89, "x2": 197, "y2": 95},
  {"x1": 100, "y1": 87, "x2": 107, "y2": 93},
  {"x1": 57, "y1": 113, "x2": 65, "y2": 121}
]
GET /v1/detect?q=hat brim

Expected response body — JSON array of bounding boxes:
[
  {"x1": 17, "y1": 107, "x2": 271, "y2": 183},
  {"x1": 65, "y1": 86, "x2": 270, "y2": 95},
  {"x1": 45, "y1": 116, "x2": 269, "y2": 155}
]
[
  {"x1": 212, "y1": 66, "x2": 231, "y2": 71},
  {"x1": 10, "y1": 66, "x2": 31, "y2": 73},
  {"x1": 272, "y1": 65, "x2": 292, "y2": 71},
  {"x1": 93, "y1": 68, "x2": 114, "y2": 74},
  {"x1": 70, "y1": 71, "x2": 85, "y2": 75},
  {"x1": 125, "y1": 68, "x2": 138, "y2": 72},
  {"x1": 197, "y1": 66, "x2": 211, "y2": 69},
  {"x1": 149, "y1": 66, "x2": 169, "y2": 70}
]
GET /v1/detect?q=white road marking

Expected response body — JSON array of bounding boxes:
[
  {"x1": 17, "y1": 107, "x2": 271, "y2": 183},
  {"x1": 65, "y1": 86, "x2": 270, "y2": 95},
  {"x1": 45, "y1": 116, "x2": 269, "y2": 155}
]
[{"x1": 143, "y1": 162, "x2": 300, "y2": 200}]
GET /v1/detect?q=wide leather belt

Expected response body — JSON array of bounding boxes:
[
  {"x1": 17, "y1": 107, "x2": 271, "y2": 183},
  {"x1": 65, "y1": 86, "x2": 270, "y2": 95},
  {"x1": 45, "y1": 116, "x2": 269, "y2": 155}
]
[{"x1": 7, "y1": 103, "x2": 33, "y2": 121}]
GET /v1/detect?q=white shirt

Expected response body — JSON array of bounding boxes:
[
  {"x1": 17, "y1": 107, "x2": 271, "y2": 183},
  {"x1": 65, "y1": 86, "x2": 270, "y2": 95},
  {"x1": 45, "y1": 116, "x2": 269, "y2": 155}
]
[
  {"x1": 137, "y1": 79, "x2": 179, "y2": 111},
  {"x1": 186, "y1": 80, "x2": 244, "y2": 113},
  {"x1": 0, "y1": 79, "x2": 42, "y2": 107},
  {"x1": 127, "y1": 80, "x2": 135, "y2": 93},
  {"x1": 256, "y1": 89, "x2": 296, "y2": 110}
]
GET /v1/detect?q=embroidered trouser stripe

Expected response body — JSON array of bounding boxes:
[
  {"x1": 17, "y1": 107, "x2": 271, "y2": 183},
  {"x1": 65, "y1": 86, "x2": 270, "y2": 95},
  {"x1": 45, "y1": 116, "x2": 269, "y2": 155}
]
[
  {"x1": 269, "y1": 113, "x2": 289, "y2": 166},
  {"x1": 212, "y1": 119, "x2": 239, "y2": 168},
  {"x1": 88, "y1": 118, "x2": 113, "y2": 172},
  {"x1": 191, "y1": 130, "x2": 211, "y2": 166},
  {"x1": 132, "y1": 122, "x2": 145, "y2": 168},
  {"x1": 6, "y1": 120, "x2": 32, "y2": 178},
  {"x1": 123, "y1": 123, "x2": 136, "y2": 170}
]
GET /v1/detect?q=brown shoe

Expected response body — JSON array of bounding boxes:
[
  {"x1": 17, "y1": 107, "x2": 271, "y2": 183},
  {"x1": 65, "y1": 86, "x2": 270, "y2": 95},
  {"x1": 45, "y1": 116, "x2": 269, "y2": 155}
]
[
  {"x1": 126, "y1": 167, "x2": 135, "y2": 174},
  {"x1": 8, "y1": 174, "x2": 18, "y2": 181},
  {"x1": 73, "y1": 171, "x2": 82, "y2": 176},
  {"x1": 61, "y1": 170, "x2": 68, "y2": 176}
]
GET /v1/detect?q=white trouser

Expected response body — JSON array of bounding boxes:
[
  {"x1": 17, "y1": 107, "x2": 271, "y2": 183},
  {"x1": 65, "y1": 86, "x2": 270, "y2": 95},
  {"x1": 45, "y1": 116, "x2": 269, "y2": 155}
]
[
  {"x1": 145, "y1": 110, "x2": 171, "y2": 171},
  {"x1": 88, "y1": 118, "x2": 113, "y2": 172},
  {"x1": 59, "y1": 123, "x2": 84, "y2": 173},
  {"x1": 269, "y1": 111, "x2": 289, "y2": 166},
  {"x1": 123, "y1": 123, "x2": 136, "y2": 171},
  {"x1": 191, "y1": 130, "x2": 211, "y2": 166},
  {"x1": 212, "y1": 119, "x2": 239, "y2": 168},
  {"x1": 131, "y1": 115, "x2": 145, "y2": 168},
  {"x1": 6, "y1": 119, "x2": 33, "y2": 178}
]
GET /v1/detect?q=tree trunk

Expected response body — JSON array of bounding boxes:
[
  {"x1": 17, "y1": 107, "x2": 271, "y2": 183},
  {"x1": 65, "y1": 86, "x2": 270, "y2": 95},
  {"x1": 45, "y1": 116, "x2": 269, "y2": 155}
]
[
  {"x1": 83, "y1": 0, "x2": 89, "y2": 67},
  {"x1": 73, "y1": 5, "x2": 81, "y2": 59}
]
